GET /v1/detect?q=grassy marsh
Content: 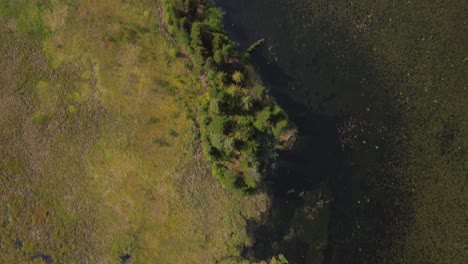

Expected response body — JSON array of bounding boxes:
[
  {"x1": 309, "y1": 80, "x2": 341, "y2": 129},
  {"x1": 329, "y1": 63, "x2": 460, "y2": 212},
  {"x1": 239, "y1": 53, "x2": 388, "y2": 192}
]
[{"x1": 0, "y1": 0, "x2": 268, "y2": 262}]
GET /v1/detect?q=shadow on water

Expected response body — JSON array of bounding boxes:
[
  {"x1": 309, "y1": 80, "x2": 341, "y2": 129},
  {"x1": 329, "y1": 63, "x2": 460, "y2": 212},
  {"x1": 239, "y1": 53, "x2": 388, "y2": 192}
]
[
  {"x1": 238, "y1": 36, "x2": 365, "y2": 264},
  {"x1": 214, "y1": 0, "x2": 411, "y2": 263},
  {"x1": 243, "y1": 56, "x2": 343, "y2": 263}
]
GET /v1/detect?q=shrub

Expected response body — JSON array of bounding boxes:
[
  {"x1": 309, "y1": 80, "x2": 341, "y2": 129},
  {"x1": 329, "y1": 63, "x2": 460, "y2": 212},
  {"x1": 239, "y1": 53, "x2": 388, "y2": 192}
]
[
  {"x1": 273, "y1": 119, "x2": 288, "y2": 137},
  {"x1": 204, "y1": 57, "x2": 215, "y2": 70},
  {"x1": 243, "y1": 173, "x2": 259, "y2": 189},
  {"x1": 208, "y1": 86, "x2": 218, "y2": 98},
  {"x1": 215, "y1": 91, "x2": 227, "y2": 105},
  {"x1": 169, "y1": 47, "x2": 179, "y2": 57},
  {"x1": 177, "y1": 31, "x2": 190, "y2": 46},
  {"x1": 233, "y1": 126, "x2": 254, "y2": 142},
  {"x1": 178, "y1": 17, "x2": 188, "y2": 30},
  {"x1": 208, "y1": 115, "x2": 227, "y2": 134},
  {"x1": 210, "y1": 133, "x2": 226, "y2": 151},
  {"x1": 255, "y1": 106, "x2": 273, "y2": 131},
  {"x1": 238, "y1": 115, "x2": 254, "y2": 126},
  {"x1": 212, "y1": 164, "x2": 237, "y2": 190},
  {"x1": 232, "y1": 71, "x2": 244, "y2": 84},
  {"x1": 243, "y1": 138, "x2": 261, "y2": 157},
  {"x1": 270, "y1": 254, "x2": 289, "y2": 264},
  {"x1": 190, "y1": 22, "x2": 203, "y2": 51},
  {"x1": 241, "y1": 95, "x2": 254, "y2": 111},
  {"x1": 251, "y1": 84, "x2": 266, "y2": 99},
  {"x1": 213, "y1": 50, "x2": 223, "y2": 64},
  {"x1": 223, "y1": 136, "x2": 235, "y2": 155},
  {"x1": 221, "y1": 44, "x2": 233, "y2": 57},
  {"x1": 209, "y1": 99, "x2": 220, "y2": 114},
  {"x1": 215, "y1": 71, "x2": 227, "y2": 87},
  {"x1": 207, "y1": 70, "x2": 217, "y2": 80},
  {"x1": 67, "y1": 105, "x2": 78, "y2": 115},
  {"x1": 204, "y1": 7, "x2": 223, "y2": 31},
  {"x1": 212, "y1": 163, "x2": 226, "y2": 181},
  {"x1": 167, "y1": 128, "x2": 178, "y2": 137},
  {"x1": 164, "y1": 4, "x2": 177, "y2": 25},
  {"x1": 202, "y1": 136, "x2": 222, "y2": 161},
  {"x1": 212, "y1": 33, "x2": 224, "y2": 51},
  {"x1": 219, "y1": 170, "x2": 238, "y2": 190},
  {"x1": 272, "y1": 105, "x2": 284, "y2": 118}
]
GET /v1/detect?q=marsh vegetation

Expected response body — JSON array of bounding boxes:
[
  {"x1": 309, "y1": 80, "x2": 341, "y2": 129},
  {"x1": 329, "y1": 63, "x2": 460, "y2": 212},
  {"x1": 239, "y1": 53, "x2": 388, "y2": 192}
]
[{"x1": 0, "y1": 0, "x2": 271, "y2": 262}]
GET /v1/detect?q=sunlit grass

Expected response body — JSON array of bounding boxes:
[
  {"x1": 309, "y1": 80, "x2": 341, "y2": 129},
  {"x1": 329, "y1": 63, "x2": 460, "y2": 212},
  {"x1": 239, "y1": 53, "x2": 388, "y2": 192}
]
[{"x1": 0, "y1": 0, "x2": 267, "y2": 263}]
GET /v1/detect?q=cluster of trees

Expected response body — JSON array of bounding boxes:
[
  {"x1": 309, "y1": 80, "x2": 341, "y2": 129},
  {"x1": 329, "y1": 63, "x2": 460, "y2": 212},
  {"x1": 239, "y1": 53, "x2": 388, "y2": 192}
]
[
  {"x1": 163, "y1": 0, "x2": 294, "y2": 194},
  {"x1": 163, "y1": 0, "x2": 233, "y2": 65}
]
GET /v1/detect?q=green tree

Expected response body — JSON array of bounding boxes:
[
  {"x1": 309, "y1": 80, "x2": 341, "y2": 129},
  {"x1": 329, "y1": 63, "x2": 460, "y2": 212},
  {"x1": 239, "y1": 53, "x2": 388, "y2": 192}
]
[
  {"x1": 270, "y1": 254, "x2": 288, "y2": 264},
  {"x1": 215, "y1": 71, "x2": 227, "y2": 87},
  {"x1": 241, "y1": 95, "x2": 254, "y2": 111},
  {"x1": 204, "y1": 7, "x2": 223, "y2": 31},
  {"x1": 190, "y1": 22, "x2": 203, "y2": 49},
  {"x1": 273, "y1": 119, "x2": 288, "y2": 137},
  {"x1": 251, "y1": 84, "x2": 265, "y2": 99},
  {"x1": 208, "y1": 115, "x2": 227, "y2": 134},
  {"x1": 213, "y1": 50, "x2": 223, "y2": 64},
  {"x1": 232, "y1": 71, "x2": 244, "y2": 84}
]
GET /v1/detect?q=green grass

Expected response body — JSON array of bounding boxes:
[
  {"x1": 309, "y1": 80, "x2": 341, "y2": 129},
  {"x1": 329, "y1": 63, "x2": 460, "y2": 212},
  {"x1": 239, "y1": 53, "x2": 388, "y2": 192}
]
[{"x1": 0, "y1": 0, "x2": 268, "y2": 262}]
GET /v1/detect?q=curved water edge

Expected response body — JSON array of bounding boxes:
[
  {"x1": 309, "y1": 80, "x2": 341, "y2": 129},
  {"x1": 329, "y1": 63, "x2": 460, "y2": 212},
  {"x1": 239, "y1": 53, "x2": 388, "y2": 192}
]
[{"x1": 214, "y1": 0, "x2": 401, "y2": 263}]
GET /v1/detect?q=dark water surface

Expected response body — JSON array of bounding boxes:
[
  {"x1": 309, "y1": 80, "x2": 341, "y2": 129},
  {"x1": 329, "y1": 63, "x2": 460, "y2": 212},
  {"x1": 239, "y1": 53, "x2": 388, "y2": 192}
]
[{"x1": 214, "y1": 0, "x2": 393, "y2": 263}]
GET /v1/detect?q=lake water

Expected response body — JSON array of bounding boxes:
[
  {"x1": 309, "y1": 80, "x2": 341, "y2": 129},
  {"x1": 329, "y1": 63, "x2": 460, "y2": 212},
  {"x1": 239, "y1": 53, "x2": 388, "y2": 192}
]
[{"x1": 214, "y1": 0, "x2": 389, "y2": 263}]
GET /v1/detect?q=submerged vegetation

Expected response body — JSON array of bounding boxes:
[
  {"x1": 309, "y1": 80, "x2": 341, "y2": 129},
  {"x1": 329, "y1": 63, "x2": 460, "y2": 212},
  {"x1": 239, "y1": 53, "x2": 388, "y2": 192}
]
[
  {"x1": 217, "y1": 0, "x2": 467, "y2": 263},
  {"x1": 163, "y1": 0, "x2": 295, "y2": 193}
]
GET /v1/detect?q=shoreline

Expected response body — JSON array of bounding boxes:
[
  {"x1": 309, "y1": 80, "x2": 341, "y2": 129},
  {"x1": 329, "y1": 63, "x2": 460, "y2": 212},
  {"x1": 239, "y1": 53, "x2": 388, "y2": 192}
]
[{"x1": 162, "y1": 0, "x2": 297, "y2": 194}]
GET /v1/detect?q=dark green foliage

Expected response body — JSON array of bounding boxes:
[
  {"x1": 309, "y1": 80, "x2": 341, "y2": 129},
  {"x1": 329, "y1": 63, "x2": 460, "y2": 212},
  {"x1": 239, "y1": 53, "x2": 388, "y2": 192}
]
[
  {"x1": 273, "y1": 119, "x2": 289, "y2": 137},
  {"x1": 162, "y1": 0, "x2": 294, "y2": 193},
  {"x1": 212, "y1": 33, "x2": 224, "y2": 51},
  {"x1": 221, "y1": 44, "x2": 233, "y2": 59},
  {"x1": 212, "y1": 164, "x2": 238, "y2": 190},
  {"x1": 213, "y1": 50, "x2": 223, "y2": 64},
  {"x1": 251, "y1": 85, "x2": 266, "y2": 99},
  {"x1": 163, "y1": 0, "x2": 234, "y2": 65},
  {"x1": 208, "y1": 86, "x2": 218, "y2": 98},
  {"x1": 177, "y1": 30, "x2": 190, "y2": 46},
  {"x1": 253, "y1": 106, "x2": 273, "y2": 132},
  {"x1": 190, "y1": 22, "x2": 202, "y2": 49},
  {"x1": 208, "y1": 100, "x2": 220, "y2": 114},
  {"x1": 273, "y1": 254, "x2": 289, "y2": 264},
  {"x1": 241, "y1": 96, "x2": 254, "y2": 111},
  {"x1": 208, "y1": 115, "x2": 227, "y2": 134},
  {"x1": 215, "y1": 71, "x2": 227, "y2": 87},
  {"x1": 204, "y1": 8, "x2": 223, "y2": 31}
]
